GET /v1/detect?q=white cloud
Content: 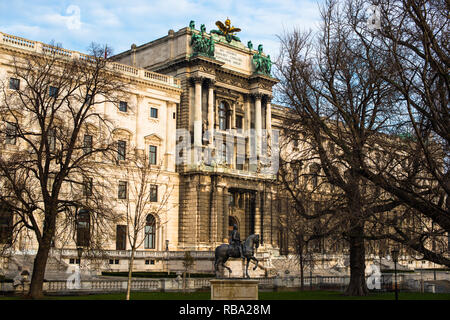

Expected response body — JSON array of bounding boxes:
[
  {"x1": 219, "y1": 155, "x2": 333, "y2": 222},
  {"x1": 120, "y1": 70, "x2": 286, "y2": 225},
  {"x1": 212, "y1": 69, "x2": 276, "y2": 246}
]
[{"x1": 1, "y1": 0, "x2": 324, "y2": 57}]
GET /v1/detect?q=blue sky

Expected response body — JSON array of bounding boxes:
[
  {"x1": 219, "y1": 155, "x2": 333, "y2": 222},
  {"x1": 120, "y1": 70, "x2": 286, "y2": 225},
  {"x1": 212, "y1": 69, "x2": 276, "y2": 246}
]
[{"x1": 0, "y1": 0, "x2": 323, "y2": 58}]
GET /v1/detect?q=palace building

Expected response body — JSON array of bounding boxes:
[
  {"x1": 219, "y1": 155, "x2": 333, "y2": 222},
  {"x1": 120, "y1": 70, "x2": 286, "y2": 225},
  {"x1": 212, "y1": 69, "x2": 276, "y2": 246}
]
[
  {"x1": 0, "y1": 21, "x2": 440, "y2": 279},
  {"x1": 113, "y1": 20, "x2": 282, "y2": 254}
]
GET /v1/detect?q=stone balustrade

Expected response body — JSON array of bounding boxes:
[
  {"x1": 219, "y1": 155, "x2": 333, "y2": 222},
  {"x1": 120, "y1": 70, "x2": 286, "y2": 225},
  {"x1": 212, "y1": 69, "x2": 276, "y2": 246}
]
[
  {"x1": 2, "y1": 274, "x2": 439, "y2": 294},
  {"x1": 0, "y1": 31, "x2": 181, "y2": 89}
]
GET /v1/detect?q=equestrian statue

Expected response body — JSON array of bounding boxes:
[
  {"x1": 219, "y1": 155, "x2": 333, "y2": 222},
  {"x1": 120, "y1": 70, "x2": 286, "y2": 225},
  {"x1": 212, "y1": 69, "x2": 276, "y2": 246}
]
[{"x1": 214, "y1": 224, "x2": 260, "y2": 278}]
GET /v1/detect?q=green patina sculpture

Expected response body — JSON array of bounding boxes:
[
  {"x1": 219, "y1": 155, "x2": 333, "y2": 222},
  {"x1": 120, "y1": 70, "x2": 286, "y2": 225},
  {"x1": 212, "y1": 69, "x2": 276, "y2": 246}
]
[
  {"x1": 252, "y1": 44, "x2": 272, "y2": 76},
  {"x1": 190, "y1": 22, "x2": 215, "y2": 58},
  {"x1": 247, "y1": 40, "x2": 253, "y2": 50}
]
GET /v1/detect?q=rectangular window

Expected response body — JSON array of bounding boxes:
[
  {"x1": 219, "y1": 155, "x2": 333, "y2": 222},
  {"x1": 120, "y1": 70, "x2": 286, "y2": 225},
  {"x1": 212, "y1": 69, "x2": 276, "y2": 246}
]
[
  {"x1": 236, "y1": 115, "x2": 243, "y2": 130},
  {"x1": 149, "y1": 145, "x2": 157, "y2": 165},
  {"x1": 49, "y1": 86, "x2": 59, "y2": 98},
  {"x1": 150, "y1": 107, "x2": 158, "y2": 118},
  {"x1": 9, "y1": 78, "x2": 20, "y2": 90},
  {"x1": 236, "y1": 154, "x2": 245, "y2": 170},
  {"x1": 83, "y1": 134, "x2": 93, "y2": 154},
  {"x1": 0, "y1": 205, "x2": 13, "y2": 245},
  {"x1": 118, "y1": 181, "x2": 127, "y2": 199},
  {"x1": 76, "y1": 210, "x2": 90, "y2": 247},
  {"x1": 5, "y1": 122, "x2": 17, "y2": 145},
  {"x1": 48, "y1": 128, "x2": 57, "y2": 151},
  {"x1": 85, "y1": 94, "x2": 94, "y2": 105},
  {"x1": 119, "y1": 101, "x2": 128, "y2": 112},
  {"x1": 116, "y1": 225, "x2": 127, "y2": 250},
  {"x1": 117, "y1": 140, "x2": 126, "y2": 161},
  {"x1": 150, "y1": 184, "x2": 158, "y2": 202},
  {"x1": 83, "y1": 177, "x2": 93, "y2": 197},
  {"x1": 294, "y1": 169, "x2": 299, "y2": 185}
]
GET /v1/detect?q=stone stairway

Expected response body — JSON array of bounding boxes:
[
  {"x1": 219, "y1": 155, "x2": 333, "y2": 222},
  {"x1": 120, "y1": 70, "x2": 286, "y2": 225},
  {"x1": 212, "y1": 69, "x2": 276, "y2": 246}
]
[{"x1": 3, "y1": 254, "x2": 69, "y2": 280}]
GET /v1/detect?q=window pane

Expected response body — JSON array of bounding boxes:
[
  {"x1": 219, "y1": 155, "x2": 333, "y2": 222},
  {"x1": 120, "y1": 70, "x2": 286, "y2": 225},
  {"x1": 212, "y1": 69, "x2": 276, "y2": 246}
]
[
  {"x1": 150, "y1": 107, "x2": 158, "y2": 118},
  {"x1": 149, "y1": 145, "x2": 157, "y2": 165},
  {"x1": 144, "y1": 215, "x2": 156, "y2": 249},
  {"x1": 0, "y1": 205, "x2": 13, "y2": 244},
  {"x1": 9, "y1": 78, "x2": 19, "y2": 90},
  {"x1": 76, "y1": 210, "x2": 90, "y2": 247},
  {"x1": 219, "y1": 102, "x2": 227, "y2": 130},
  {"x1": 118, "y1": 181, "x2": 127, "y2": 199},
  {"x1": 5, "y1": 122, "x2": 17, "y2": 145},
  {"x1": 119, "y1": 101, "x2": 128, "y2": 112},
  {"x1": 116, "y1": 225, "x2": 127, "y2": 250},
  {"x1": 49, "y1": 86, "x2": 59, "y2": 98},
  {"x1": 83, "y1": 177, "x2": 93, "y2": 197},
  {"x1": 117, "y1": 140, "x2": 126, "y2": 160},
  {"x1": 150, "y1": 185, "x2": 158, "y2": 202},
  {"x1": 236, "y1": 115, "x2": 243, "y2": 129},
  {"x1": 83, "y1": 134, "x2": 93, "y2": 154},
  {"x1": 48, "y1": 128, "x2": 57, "y2": 151}
]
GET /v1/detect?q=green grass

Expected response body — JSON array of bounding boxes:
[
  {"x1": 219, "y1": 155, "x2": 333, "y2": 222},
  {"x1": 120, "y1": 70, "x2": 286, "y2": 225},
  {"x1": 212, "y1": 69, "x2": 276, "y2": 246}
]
[{"x1": 1, "y1": 291, "x2": 449, "y2": 300}]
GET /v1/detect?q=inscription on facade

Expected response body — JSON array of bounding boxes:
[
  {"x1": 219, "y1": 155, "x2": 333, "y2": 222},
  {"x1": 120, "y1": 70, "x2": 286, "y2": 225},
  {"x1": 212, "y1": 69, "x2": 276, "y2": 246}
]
[{"x1": 214, "y1": 46, "x2": 246, "y2": 69}]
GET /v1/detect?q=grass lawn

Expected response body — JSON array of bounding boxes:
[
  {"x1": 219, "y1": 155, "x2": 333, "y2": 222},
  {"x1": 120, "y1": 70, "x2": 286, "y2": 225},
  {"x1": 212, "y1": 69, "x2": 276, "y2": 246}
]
[{"x1": 1, "y1": 291, "x2": 449, "y2": 300}]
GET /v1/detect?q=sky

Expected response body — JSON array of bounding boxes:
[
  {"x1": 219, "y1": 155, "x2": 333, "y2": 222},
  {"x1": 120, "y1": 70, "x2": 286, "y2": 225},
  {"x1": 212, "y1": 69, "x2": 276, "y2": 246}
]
[{"x1": 0, "y1": 0, "x2": 324, "y2": 58}]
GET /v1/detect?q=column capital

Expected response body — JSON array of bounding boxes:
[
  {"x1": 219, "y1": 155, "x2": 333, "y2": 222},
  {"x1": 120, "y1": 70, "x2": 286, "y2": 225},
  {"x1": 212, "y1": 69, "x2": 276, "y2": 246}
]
[
  {"x1": 264, "y1": 95, "x2": 273, "y2": 103},
  {"x1": 205, "y1": 78, "x2": 216, "y2": 87},
  {"x1": 251, "y1": 93, "x2": 264, "y2": 100},
  {"x1": 190, "y1": 76, "x2": 205, "y2": 85}
]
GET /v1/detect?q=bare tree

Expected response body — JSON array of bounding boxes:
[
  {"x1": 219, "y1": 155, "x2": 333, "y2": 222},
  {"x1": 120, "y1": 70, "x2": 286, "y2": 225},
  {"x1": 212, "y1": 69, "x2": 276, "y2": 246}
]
[
  {"x1": 118, "y1": 150, "x2": 175, "y2": 300},
  {"x1": 349, "y1": 0, "x2": 449, "y2": 265},
  {"x1": 276, "y1": 0, "x2": 402, "y2": 295},
  {"x1": 0, "y1": 42, "x2": 126, "y2": 298}
]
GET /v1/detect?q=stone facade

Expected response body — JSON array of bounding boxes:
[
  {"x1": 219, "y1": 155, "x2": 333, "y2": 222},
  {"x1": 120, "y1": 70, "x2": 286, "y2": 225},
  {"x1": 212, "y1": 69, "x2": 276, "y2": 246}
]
[{"x1": 114, "y1": 25, "x2": 280, "y2": 255}]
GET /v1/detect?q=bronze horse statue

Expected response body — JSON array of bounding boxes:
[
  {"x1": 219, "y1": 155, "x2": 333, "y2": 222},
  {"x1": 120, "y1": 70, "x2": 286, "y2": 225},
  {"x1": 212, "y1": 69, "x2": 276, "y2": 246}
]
[{"x1": 214, "y1": 234, "x2": 260, "y2": 278}]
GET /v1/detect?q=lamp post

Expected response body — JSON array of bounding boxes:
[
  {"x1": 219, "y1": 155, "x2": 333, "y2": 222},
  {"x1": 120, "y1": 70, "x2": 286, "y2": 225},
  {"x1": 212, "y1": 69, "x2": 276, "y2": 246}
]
[
  {"x1": 76, "y1": 246, "x2": 83, "y2": 272},
  {"x1": 165, "y1": 240, "x2": 170, "y2": 275},
  {"x1": 391, "y1": 247, "x2": 399, "y2": 301},
  {"x1": 308, "y1": 252, "x2": 314, "y2": 291}
]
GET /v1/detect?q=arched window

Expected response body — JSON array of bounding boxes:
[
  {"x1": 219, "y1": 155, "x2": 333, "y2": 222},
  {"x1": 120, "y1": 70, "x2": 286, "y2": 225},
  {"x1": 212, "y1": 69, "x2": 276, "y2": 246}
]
[
  {"x1": 219, "y1": 102, "x2": 228, "y2": 130},
  {"x1": 144, "y1": 214, "x2": 156, "y2": 249}
]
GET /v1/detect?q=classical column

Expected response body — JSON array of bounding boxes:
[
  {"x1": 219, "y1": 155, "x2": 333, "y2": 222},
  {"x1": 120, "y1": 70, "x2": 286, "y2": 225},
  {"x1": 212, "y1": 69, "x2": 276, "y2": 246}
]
[
  {"x1": 254, "y1": 94, "x2": 263, "y2": 156},
  {"x1": 265, "y1": 97, "x2": 272, "y2": 135},
  {"x1": 254, "y1": 191, "x2": 261, "y2": 236},
  {"x1": 222, "y1": 186, "x2": 229, "y2": 243},
  {"x1": 215, "y1": 99, "x2": 220, "y2": 130},
  {"x1": 193, "y1": 77, "x2": 203, "y2": 147},
  {"x1": 243, "y1": 94, "x2": 251, "y2": 130},
  {"x1": 232, "y1": 101, "x2": 236, "y2": 129},
  {"x1": 207, "y1": 80, "x2": 215, "y2": 145}
]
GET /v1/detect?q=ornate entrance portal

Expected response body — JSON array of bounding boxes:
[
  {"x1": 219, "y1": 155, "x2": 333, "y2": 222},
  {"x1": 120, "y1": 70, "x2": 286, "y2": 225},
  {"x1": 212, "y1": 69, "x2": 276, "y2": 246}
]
[{"x1": 228, "y1": 188, "x2": 256, "y2": 241}]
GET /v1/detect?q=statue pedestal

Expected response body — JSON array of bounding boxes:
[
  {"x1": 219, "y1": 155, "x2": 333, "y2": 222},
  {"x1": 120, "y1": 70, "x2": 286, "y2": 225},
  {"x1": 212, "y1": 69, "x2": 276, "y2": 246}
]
[{"x1": 210, "y1": 279, "x2": 258, "y2": 300}]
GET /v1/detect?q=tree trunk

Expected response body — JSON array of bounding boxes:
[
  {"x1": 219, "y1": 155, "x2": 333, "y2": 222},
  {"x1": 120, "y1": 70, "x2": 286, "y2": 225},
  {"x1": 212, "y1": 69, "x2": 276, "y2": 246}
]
[
  {"x1": 28, "y1": 243, "x2": 51, "y2": 299},
  {"x1": 126, "y1": 248, "x2": 136, "y2": 300},
  {"x1": 345, "y1": 225, "x2": 368, "y2": 296}
]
